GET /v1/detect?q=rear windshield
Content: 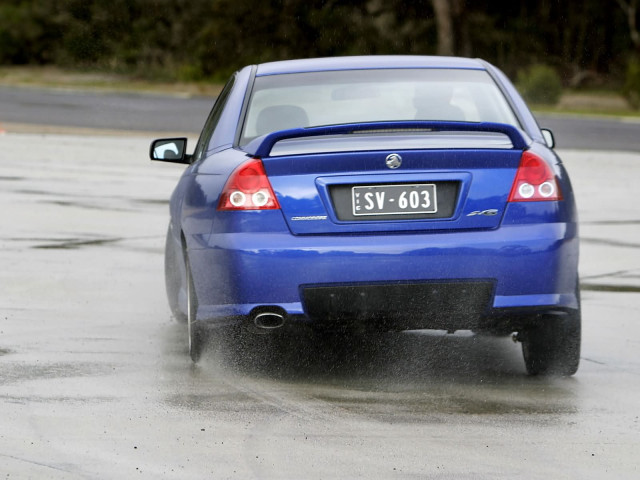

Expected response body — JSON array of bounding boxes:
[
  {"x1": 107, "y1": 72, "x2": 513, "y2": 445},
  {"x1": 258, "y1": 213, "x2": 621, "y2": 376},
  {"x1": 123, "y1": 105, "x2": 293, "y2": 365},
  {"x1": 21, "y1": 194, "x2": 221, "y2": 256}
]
[{"x1": 240, "y1": 68, "x2": 519, "y2": 145}]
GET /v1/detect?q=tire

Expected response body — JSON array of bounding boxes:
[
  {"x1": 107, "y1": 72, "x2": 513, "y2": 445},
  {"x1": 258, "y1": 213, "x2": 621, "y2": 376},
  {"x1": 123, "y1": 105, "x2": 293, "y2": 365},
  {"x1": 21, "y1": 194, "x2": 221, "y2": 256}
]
[
  {"x1": 165, "y1": 225, "x2": 187, "y2": 323},
  {"x1": 185, "y1": 250, "x2": 207, "y2": 363},
  {"x1": 521, "y1": 310, "x2": 581, "y2": 376}
]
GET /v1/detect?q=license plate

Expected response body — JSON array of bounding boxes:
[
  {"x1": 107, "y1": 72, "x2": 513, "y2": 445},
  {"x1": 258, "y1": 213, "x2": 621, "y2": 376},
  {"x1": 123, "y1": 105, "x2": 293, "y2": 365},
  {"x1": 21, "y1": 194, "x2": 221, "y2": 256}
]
[{"x1": 352, "y1": 184, "x2": 438, "y2": 216}]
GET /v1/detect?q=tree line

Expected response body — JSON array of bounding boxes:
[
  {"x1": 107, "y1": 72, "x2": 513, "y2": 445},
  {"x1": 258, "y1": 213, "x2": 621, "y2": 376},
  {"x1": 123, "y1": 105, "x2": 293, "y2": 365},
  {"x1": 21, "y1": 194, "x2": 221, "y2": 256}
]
[{"x1": 0, "y1": 0, "x2": 637, "y2": 87}]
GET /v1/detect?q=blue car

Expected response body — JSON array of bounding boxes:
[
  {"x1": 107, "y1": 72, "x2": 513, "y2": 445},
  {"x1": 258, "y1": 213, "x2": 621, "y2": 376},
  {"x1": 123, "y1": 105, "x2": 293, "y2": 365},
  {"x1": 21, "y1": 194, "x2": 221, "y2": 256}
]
[{"x1": 150, "y1": 56, "x2": 580, "y2": 375}]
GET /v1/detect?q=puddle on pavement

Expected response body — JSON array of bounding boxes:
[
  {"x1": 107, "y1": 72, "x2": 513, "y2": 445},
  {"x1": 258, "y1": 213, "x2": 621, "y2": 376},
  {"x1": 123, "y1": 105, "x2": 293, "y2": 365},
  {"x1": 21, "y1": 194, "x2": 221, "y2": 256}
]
[
  {"x1": 161, "y1": 369, "x2": 577, "y2": 419},
  {"x1": 582, "y1": 219, "x2": 640, "y2": 225},
  {"x1": 164, "y1": 392, "x2": 283, "y2": 414},
  {"x1": 580, "y1": 267, "x2": 640, "y2": 293},
  {"x1": 581, "y1": 283, "x2": 640, "y2": 293},
  {"x1": 1, "y1": 395, "x2": 116, "y2": 406},
  {"x1": 157, "y1": 328, "x2": 579, "y2": 419},
  {"x1": 1, "y1": 361, "x2": 113, "y2": 385},
  {"x1": 313, "y1": 388, "x2": 577, "y2": 418},
  {"x1": 134, "y1": 198, "x2": 169, "y2": 206},
  {"x1": 581, "y1": 237, "x2": 640, "y2": 249},
  {"x1": 44, "y1": 199, "x2": 130, "y2": 212},
  {"x1": 16, "y1": 188, "x2": 61, "y2": 196},
  {"x1": 33, "y1": 237, "x2": 123, "y2": 249},
  {"x1": 14, "y1": 188, "x2": 155, "y2": 213}
]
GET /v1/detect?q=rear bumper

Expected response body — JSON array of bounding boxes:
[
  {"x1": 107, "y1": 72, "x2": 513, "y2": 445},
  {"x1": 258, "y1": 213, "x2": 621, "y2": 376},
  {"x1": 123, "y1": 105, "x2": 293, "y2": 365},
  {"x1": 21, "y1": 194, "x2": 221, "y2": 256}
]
[{"x1": 188, "y1": 221, "x2": 579, "y2": 329}]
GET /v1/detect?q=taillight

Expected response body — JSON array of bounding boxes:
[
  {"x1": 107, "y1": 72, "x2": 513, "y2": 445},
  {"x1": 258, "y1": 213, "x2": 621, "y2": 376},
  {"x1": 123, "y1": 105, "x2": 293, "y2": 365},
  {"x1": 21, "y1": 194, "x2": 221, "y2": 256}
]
[
  {"x1": 217, "y1": 158, "x2": 280, "y2": 210},
  {"x1": 508, "y1": 151, "x2": 563, "y2": 202}
]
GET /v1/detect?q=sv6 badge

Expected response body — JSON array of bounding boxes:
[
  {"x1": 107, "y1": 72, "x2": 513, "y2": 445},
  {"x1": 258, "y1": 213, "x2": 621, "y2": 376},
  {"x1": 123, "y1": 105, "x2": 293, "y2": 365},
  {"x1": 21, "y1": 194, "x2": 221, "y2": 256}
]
[{"x1": 467, "y1": 209, "x2": 499, "y2": 216}]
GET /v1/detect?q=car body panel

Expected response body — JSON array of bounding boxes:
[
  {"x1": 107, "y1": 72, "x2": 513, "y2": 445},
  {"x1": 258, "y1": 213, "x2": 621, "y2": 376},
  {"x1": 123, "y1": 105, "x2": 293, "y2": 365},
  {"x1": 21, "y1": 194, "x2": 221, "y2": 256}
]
[
  {"x1": 158, "y1": 55, "x2": 579, "y2": 340},
  {"x1": 187, "y1": 219, "x2": 578, "y2": 321},
  {"x1": 264, "y1": 148, "x2": 519, "y2": 235}
]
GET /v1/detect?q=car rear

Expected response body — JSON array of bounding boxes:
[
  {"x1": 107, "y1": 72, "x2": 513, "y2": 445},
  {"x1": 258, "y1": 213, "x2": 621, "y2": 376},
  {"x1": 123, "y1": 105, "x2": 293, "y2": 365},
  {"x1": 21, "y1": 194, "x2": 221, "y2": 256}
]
[{"x1": 190, "y1": 62, "x2": 579, "y2": 335}]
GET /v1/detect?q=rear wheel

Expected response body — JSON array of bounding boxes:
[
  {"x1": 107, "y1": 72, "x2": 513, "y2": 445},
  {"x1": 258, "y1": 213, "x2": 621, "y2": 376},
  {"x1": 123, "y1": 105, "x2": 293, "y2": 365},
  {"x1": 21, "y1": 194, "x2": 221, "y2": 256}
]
[
  {"x1": 185, "y1": 252, "x2": 207, "y2": 363},
  {"x1": 521, "y1": 310, "x2": 581, "y2": 376},
  {"x1": 165, "y1": 226, "x2": 187, "y2": 323}
]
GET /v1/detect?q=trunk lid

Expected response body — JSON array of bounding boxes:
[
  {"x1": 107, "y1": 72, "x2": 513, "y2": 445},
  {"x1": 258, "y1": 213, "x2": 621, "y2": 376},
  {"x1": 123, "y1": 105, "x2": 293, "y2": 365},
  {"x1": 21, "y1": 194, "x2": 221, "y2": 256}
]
[{"x1": 243, "y1": 122, "x2": 529, "y2": 235}]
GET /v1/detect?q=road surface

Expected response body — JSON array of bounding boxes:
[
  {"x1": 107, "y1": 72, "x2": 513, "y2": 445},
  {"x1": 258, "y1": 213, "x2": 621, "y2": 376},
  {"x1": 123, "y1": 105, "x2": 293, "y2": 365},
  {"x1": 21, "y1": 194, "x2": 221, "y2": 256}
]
[
  {"x1": 1, "y1": 84, "x2": 639, "y2": 477},
  {"x1": 0, "y1": 85, "x2": 211, "y2": 134},
  {"x1": 2, "y1": 85, "x2": 640, "y2": 151},
  {"x1": 0, "y1": 132, "x2": 639, "y2": 478}
]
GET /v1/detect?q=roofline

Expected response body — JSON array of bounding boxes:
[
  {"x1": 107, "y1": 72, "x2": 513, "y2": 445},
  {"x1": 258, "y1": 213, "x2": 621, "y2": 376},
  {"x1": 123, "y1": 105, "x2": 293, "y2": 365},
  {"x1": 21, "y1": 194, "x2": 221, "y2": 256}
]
[{"x1": 255, "y1": 55, "x2": 486, "y2": 76}]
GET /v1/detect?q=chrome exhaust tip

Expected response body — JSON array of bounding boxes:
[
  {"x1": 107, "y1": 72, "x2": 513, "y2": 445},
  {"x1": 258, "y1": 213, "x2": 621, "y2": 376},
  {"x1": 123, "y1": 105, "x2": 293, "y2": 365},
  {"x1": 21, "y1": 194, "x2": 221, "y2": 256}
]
[{"x1": 253, "y1": 312, "x2": 285, "y2": 330}]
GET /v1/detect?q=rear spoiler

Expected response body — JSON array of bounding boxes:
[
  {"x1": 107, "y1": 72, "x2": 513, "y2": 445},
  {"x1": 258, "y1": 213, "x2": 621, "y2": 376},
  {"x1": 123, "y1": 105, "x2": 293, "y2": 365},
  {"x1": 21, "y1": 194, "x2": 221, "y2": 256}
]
[{"x1": 243, "y1": 121, "x2": 532, "y2": 158}]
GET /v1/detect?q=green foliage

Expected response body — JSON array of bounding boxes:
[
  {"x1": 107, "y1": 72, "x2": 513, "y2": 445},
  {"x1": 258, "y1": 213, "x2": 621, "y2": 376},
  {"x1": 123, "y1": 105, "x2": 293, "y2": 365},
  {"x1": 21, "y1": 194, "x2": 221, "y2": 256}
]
[
  {"x1": 177, "y1": 64, "x2": 206, "y2": 82},
  {"x1": 517, "y1": 65, "x2": 563, "y2": 105},
  {"x1": 623, "y1": 59, "x2": 640, "y2": 109},
  {"x1": 0, "y1": 0, "x2": 636, "y2": 83},
  {"x1": 0, "y1": 1, "x2": 62, "y2": 64}
]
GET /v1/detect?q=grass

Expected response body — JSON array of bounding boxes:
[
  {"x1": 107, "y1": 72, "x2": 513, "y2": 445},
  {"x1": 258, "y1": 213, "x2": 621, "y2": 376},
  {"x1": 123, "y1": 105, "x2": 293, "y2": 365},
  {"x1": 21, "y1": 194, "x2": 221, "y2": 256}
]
[
  {"x1": 0, "y1": 65, "x2": 223, "y2": 97},
  {"x1": 531, "y1": 90, "x2": 640, "y2": 118},
  {"x1": 1, "y1": 65, "x2": 639, "y2": 118}
]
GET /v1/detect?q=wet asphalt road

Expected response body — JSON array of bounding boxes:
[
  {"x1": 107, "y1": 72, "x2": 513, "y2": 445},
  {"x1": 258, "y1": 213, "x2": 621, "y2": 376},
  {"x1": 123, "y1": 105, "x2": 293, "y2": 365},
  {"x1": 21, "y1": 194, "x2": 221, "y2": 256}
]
[
  {"x1": 1, "y1": 133, "x2": 639, "y2": 478},
  {"x1": 1, "y1": 85, "x2": 640, "y2": 477}
]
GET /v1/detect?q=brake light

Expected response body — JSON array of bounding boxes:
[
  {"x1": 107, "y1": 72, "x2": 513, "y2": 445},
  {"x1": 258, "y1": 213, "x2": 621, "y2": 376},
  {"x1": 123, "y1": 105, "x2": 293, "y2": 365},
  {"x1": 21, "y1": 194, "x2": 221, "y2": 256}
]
[
  {"x1": 217, "y1": 158, "x2": 280, "y2": 210},
  {"x1": 508, "y1": 151, "x2": 562, "y2": 202}
]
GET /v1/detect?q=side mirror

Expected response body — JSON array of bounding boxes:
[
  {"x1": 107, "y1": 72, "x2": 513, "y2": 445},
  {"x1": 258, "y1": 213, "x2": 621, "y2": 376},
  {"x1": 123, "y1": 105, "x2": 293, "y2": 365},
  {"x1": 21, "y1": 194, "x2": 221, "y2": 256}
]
[
  {"x1": 541, "y1": 128, "x2": 555, "y2": 149},
  {"x1": 150, "y1": 138, "x2": 191, "y2": 164}
]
